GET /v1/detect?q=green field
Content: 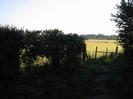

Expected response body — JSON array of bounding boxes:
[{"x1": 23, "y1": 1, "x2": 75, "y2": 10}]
[{"x1": 85, "y1": 39, "x2": 123, "y2": 57}]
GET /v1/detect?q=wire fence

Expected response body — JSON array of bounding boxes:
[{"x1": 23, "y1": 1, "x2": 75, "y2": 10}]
[{"x1": 87, "y1": 46, "x2": 119, "y2": 59}]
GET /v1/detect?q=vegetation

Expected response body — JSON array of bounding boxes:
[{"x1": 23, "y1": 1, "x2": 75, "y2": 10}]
[
  {"x1": 80, "y1": 34, "x2": 117, "y2": 40},
  {"x1": 112, "y1": 0, "x2": 133, "y2": 64},
  {"x1": 108, "y1": 0, "x2": 133, "y2": 98},
  {"x1": 0, "y1": 26, "x2": 24, "y2": 99},
  {"x1": 106, "y1": 53, "x2": 133, "y2": 99},
  {"x1": 1, "y1": 25, "x2": 133, "y2": 99},
  {"x1": 0, "y1": 26, "x2": 97, "y2": 99},
  {"x1": 1, "y1": 1, "x2": 133, "y2": 98}
]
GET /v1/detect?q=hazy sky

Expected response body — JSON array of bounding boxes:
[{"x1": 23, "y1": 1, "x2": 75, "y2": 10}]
[{"x1": 0, "y1": 0, "x2": 121, "y2": 35}]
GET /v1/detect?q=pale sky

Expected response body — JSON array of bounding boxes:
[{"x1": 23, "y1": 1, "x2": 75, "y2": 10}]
[{"x1": 0, "y1": 0, "x2": 121, "y2": 35}]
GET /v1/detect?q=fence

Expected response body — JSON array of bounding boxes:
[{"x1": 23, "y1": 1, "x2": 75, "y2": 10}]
[{"x1": 87, "y1": 46, "x2": 119, "y2": 59}]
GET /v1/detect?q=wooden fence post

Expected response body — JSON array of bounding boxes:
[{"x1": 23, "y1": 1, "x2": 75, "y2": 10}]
[
  {"x1": 106, "y1": 48, "x2": 108, "y2": 57},
  {"x1": 95, "y1": 46, "x2": 98, "y2": 59},
  {"x1": 115, "y1": 46, "x2": 118, "y2": 57}
]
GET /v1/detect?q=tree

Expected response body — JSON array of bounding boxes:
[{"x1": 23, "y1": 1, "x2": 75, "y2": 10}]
[
  {"x1": 111, "y1": 1, "x2": 133, "y2": 98},
  {"x1": 112, "y1": 0, "x2": 133, "y2": 62}
]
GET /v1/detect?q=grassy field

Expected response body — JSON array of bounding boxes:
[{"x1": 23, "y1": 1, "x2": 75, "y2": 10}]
[{"x1": 85, "y1": 39, "x2": 123, "y2": 58}]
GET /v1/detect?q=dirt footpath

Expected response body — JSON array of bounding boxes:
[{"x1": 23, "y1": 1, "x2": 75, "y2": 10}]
[{"x1": 87, "y1": 65, "x2": 116, "y2": 99}]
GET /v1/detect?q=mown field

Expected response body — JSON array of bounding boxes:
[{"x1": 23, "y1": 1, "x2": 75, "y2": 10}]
[{"x1": 85, "y1": 39, "x2": 123, "y2": 58}]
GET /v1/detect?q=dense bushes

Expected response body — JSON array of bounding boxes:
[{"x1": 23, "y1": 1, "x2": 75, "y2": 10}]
[
  {"x1": 0, "y1": 26, "x2": 24, "y2": 99},
  {"x1": 16, "y1": 65, "x2": 95, "y2": 99},
  {"x1": 21, "y1": 29, "x2": 87, "y2": 77},
  {"x1": 105, "y1": 53, "x2": 133, "y2": 99},
  {"x1": 0, "y1": 26, "x2": 95, "y2": 99}
]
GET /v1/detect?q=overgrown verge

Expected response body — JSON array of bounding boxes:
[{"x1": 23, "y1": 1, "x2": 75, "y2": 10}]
[
  {"x1": 16, "y1": 64, "x2": 96, "y2": 99},
  {"x1": 101, "y1": 54, "x2": 133, "y2": 99}
]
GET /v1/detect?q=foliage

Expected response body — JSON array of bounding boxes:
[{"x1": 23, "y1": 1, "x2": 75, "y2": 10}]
[
  {"x1": 22, "y1": 29, "x2": 87, "y2": 76},
  {"x1": 0, "y1": 25, "x2": 24, "y2": 99},
  {"x1": 21, "y1": 30, "x2": 43, "y2": 65},
  {"x1": 107, "y1": 1, "x2": 133, "y2": 98},
  {"x1": 18, "y1": 29, "x2": 94, "y2": 99},
  {"x1": 2, "y1": 25, "x2": 127, "y2": 99},
  {"x1": 16, "y1": 64, "x2": 95, "y2": 99},
  {"x1": 106, "y1": 53, "x2": 133, "y2": 98},
  {"x1": 112, "y1": 0, "x2": 133, "y2": 63},
  {"x1": 0, "y1": 25, "x2": 94, "y2": 99}
]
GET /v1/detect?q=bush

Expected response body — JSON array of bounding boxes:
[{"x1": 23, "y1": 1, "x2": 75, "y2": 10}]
[
  {"x1": 0, "y1": 26, "x2": 24, "y2": 99},
  {"x1": 107, "y1": 54, "x2": 133, "y2": 98}
]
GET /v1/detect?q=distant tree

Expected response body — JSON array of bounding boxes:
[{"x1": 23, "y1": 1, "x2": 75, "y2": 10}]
[
  {"x1": 80, "y1": 34, "x2": 117, "y2": 40},
  {"x1": 0, "y1": 25, "x2": 24, "y2": 98},
  {"x1": 112, "y1": 0, "x2": 133, "y2": 63}
]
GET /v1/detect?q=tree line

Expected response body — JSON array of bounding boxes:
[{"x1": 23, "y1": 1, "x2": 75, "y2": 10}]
[{"x1": 80, "y1": 34, "x2": 117, "y2": 40}]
